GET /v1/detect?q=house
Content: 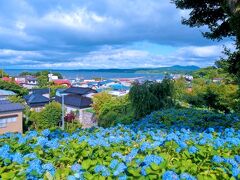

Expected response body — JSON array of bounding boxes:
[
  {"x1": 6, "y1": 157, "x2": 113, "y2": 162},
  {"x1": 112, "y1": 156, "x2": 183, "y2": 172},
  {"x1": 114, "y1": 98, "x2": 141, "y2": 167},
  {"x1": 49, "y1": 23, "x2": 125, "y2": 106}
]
[
  {"x1": 63, "y1": 87, "x2": 97, "y2": 96},
  {"x1": 15, "y1": 76, "x2": 27, "y2": 84},
  {"x1": 53, "y1": 79, "x2": 71, "y2": 87},
  {"x1": 24, "y1": 93, "x2": 50, "y2": 112},
  {"x1": 55, "y1": 94, "x2": 93, "y2": 123},
  {"x1": 55, "y1": 88, "x2": 67, "y2": 97},
  {"x1": 26, "y1": 76, "x2": 38, "y2": 85},
  {"x1": 110, "y1": 83, "x2": 130, "y2": 91},
  {"x1": 55, "y1": 87, "x2": 97, "y2": 122},
  {"x1": 98, "y1": 80, "x2": 116, "y2": 87},
  {"x1": 48, "y1": 73, "x2": 59, "y2": 81},
  {"x1": 2, "y1": 77, "x2": 13, "y2": 82},
  {"x1": 15, "y1": 75, "x2": 38, "y2": 89},
  {"x1": 0, "y1": 89, "x2": 16, "y2": 100},
  {"x1": 0, "y1": 100, "x2": 24, "y2": 134},
  {"x1": 30, "y1": 88, "x2": 50, "y2": 98}
]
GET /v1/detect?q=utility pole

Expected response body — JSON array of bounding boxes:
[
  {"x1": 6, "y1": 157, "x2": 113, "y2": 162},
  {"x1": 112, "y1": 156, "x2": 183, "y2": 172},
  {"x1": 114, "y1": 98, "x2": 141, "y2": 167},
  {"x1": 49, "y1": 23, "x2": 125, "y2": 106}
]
[{"x1": 61, "y1": 94, "x2": 65, "y2": 130}]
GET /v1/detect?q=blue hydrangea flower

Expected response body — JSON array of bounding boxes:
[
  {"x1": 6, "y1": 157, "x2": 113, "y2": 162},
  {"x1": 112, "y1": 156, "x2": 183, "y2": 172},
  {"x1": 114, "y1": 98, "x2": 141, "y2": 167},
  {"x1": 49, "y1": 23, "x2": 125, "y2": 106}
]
[
  {"x1": 109, "y1": 159, "x2": 119, "y2": 169},
  {"x1": 234, "y1": 155, "x2": 240, "y2": 164},
  {"x1": 41, "y1": 129, "x2": 51, "y2": 137},
  {"x1": 232, "y1": 167, "x2": 240, "y2": 177},
  {"x1": 180, "y1": 173, "x2": 197, "y2": 180},
  {"x1": 113, "y1": 163, "x2": 127, "y2": 176},
  {"x1": 24, "y1": 153, "x2": 37, "y2": 159},
  {"x1": 94, "y1": 165, "x2": 110, "y2": 177},
  {"x1": 119, "y1": 174, "x2": 127, "y2": 180},
  {"x1": 212, "y1": 155, "x2": 224, "y2": 164},
  {"x1": 178, "y1": 141, "x2": 187, "y2": 149},
  {"x1": 0, "y1": 144, "x2": 10, "y2": 159},
  {"x1": 26, "y1": 159, "x2": 43, "y2": 175},
  {"x1": 46, "y1": 138, "x2": 59, "y2": 149},
  {"x1": 224, "y1": 158, "x2": 238, "y2": 168},
  {"x1": 11, "y1": 152, "x2": 24, "y2": 164},
  {"x1": 125, "y1": 148, "x2": 139, "y2": 162},
  {"x1": 141, "y1": 165, "x2": 148, "y2": 176},
  {"x1": 188, "y1": 146, "x2": 198, "y2": 154},
  {"x1": 67, "y1": 175, "x2": 76, "y2": 180},
  {"x1": 71, "y1": 163, "x2": 82, "y2": 172},
  {"x1": 36, "y1": 136, "x2": 48, "y2": 147},
  {"x1": 162, "y1": 171, "x2": 179, "y2": 180},
  {"x1": 143, "y1": 155, "x2": 163, "y2": 165},
  {"x1": 140, "y1": 142, "x2": 151, "y2": 151},
  {"x1": 176, "y1": 147, "x2": 182, "y2": 153}
]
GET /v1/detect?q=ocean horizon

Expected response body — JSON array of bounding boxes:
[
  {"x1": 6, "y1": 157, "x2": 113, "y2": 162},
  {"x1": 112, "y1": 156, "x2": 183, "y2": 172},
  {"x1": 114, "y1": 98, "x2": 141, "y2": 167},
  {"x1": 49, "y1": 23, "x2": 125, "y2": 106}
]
[{"x1": 4, "y1": 69, "x2": 164, "y2": 80}]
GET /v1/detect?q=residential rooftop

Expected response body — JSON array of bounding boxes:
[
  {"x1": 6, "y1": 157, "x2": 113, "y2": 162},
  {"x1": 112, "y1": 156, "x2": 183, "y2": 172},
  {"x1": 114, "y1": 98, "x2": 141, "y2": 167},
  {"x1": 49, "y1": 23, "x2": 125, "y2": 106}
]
[{"x1": 0, "y1": 100, "x2": 24, "y2": 113}]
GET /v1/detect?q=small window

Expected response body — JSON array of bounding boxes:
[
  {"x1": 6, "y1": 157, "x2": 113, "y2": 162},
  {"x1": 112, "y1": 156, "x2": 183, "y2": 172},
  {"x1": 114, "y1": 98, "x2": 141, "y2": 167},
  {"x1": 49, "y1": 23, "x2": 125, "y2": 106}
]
[
  {"x1": 0, "y1": 119, "x2": 7, "y2": 128},
  {"x1": 0, "y1": 123, "x2": 7, "y2": 128},
  {"x1": 0, "y1": 116, "x2": 17, "y2": 128},
  {"x1": 7, "y1": 117, "x2": 17, "y2": 123}
]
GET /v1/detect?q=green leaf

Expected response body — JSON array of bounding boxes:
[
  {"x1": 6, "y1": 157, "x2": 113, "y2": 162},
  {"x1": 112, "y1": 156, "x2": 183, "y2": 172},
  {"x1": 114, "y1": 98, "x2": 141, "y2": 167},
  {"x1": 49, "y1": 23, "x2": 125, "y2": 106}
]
[
  {"x1": 1, "y1": 171, "x2": 15, "y2": 180},
  {"x1": 128, "y1": 168, "x2": 141, "y2": 177},
  {"x1": 82, "y1": 159, "x2": 92, "y2": 170},
  {"x1": 150, "y1": 163, "x2": 160, "y2": 171},
  {"x1": 82, "y1": 150, "x2": 90, "y2": 157}
]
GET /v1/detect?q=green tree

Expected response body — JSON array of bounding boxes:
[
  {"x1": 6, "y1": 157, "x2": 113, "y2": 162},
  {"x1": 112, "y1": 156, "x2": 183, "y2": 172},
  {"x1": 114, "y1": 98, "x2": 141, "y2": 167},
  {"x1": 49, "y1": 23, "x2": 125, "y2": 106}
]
[
  {"x1": 172, "y1": 0, "x2": 240, "y2": 81},
  {"x1": 30, "y1": 101, "x2": 62, "y2": 130},
  {"x1": 185, "y1": 80, "x2": 238, "y2": 112},
  {"x1": 37, "y1": 75, "x2": 50, "y2": 88},
  {"x1": 0, "y1": 70, "x2": 9, "y2": 78},
  {"x1": 0, "y1": 80, "x2": 28, "y2": 96},
  {"x1": 93, "y1": 92, "x2": 134, "y2": 127},
  {"x1": 129, "y1": 79, "x2": 175, "y2": 119},
  {"x1": 8, "y1": 95, "x2": 25, "y2": 104},
  {"x1": 173, "y1": 77, "x2": 188, "y2": 102},
  {"x1": 49, "y1": 85, "x2": 67, "y2": 98}
]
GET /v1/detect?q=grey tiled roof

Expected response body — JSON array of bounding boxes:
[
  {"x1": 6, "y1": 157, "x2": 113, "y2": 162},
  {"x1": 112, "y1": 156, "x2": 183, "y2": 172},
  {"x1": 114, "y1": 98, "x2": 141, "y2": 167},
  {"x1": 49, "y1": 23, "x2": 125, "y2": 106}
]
[
  {"x1": 55, "y1": 95, "x2": 92, "y2": 109},
  {"x1": 24, "y1": 94, "x2": 49, "y2": 107},
  {"x1": 0, "y1": 100, "x2": 24, "y2": 113},
  {"x1": 30, "y1": 88, "x2": 49, "y2": 95},
  {"x1": 63, "y1": 87, "x2": 97, "y2": 95}
]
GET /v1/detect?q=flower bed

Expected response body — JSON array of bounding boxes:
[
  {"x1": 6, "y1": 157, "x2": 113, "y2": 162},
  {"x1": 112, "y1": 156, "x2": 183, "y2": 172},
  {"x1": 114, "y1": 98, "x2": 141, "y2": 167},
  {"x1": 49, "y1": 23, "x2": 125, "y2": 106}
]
[{"x1": 0, "y1": 109, "x2": 239, "y2": 179}]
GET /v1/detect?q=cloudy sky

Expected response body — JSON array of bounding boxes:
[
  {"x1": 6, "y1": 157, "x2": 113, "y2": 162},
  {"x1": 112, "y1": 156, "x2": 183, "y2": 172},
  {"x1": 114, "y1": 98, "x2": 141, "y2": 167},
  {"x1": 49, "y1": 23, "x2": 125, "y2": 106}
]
[{"x1": 0, "y1": 0, "x2": 233, "y2": 69}]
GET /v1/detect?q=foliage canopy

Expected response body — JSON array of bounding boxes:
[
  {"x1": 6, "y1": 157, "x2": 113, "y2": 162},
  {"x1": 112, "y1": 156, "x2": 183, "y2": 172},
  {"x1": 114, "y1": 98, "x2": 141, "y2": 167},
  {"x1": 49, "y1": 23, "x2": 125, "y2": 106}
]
[{"x1": 129, "y1": 79, "x2": 175, "y2": 119}]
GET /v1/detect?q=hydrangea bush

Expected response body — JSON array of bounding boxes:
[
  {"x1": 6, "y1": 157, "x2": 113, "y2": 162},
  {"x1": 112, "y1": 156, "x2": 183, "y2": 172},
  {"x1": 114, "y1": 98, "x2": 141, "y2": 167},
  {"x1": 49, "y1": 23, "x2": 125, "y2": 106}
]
[{"x1": 0, "y1": 108, "x2": 239, "y2": 179}]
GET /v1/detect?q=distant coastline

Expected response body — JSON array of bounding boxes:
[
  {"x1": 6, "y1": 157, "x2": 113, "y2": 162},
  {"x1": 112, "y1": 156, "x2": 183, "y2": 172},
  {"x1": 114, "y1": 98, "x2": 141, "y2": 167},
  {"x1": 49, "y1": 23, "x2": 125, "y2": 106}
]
[{"x1": 4, "y1": 65, "x2": 199, "y2": 79}]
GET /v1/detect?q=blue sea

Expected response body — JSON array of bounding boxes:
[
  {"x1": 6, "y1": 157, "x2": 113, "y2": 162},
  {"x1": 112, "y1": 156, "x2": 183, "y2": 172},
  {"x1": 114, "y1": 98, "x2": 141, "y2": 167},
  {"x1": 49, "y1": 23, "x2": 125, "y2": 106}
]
[{"x1": 5, "y1": 69, "x2": 164, "y2": 80}]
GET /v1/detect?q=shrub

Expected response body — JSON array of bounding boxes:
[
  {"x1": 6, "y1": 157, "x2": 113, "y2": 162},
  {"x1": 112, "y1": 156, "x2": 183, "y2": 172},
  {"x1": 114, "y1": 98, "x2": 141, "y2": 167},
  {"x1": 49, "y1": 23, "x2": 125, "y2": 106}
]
[
  {"x1": 0, "y1": 80, "x2": 28, "y2": 96},
  {"x1": 129, "y1": 79, "x2": 175, "y2": 119},
  {"x1": 185, "y1": 82, "x2": 238, "y2": 113},
  {"x1": 30, "y1": 102, "x2": 62, "y2": 130},
  {"x1": 0, "y1": 108, "x2": 239, "y2": 179},
  {"x1": 8, "y1": 95, "x2": 25, "y2": 104},
  {"x1": 93, "y1": 92, "x2": 134, "y2": 127}
]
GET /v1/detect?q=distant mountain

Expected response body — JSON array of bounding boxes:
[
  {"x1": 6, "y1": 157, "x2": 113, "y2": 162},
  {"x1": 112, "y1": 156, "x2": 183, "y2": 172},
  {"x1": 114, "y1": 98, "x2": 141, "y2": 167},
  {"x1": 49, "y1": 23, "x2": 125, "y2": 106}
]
[{"x1": 76, "y1": 65, "x2": 200, "y2": 74}]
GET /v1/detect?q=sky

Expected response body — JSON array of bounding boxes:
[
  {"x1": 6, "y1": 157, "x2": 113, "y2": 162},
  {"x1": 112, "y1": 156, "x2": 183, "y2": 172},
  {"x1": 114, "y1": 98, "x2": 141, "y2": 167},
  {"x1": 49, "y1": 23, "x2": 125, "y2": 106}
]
[{"x1": 0, "y1": 0, "x2": 234, "y2": 69}]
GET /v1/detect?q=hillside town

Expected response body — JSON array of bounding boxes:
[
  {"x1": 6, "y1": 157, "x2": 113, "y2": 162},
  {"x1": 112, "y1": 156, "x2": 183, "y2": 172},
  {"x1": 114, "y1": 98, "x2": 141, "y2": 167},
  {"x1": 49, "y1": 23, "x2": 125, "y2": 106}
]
[{"x1": 0, "y1": 71, "x2": 197, "y2": 134}]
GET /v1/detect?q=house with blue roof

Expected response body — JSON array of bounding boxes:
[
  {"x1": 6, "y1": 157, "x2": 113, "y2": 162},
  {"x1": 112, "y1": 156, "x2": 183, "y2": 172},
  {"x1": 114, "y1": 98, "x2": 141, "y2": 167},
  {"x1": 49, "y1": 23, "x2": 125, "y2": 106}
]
[
  {"x1": 55, "y1": 87, "x2": 97, "y2": 124},
  {"x1": 24, "y1": 93, "x2": 50, "y2": 112},
  {"x1": 109, "y1": 83, "x2": 130, "y2": 91},
  {"x1": 0, "y1": 89, "x2": 16, "y2": 100}
]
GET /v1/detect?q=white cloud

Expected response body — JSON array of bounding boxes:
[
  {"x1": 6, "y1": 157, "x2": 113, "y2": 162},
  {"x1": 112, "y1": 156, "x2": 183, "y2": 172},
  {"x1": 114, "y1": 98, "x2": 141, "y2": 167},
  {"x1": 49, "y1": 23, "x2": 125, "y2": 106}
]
[
  {"x1": 42, "y1": 8, "x2": 123, "y2": 32},
  {"x1": 0, "y1": 0, "x2": 233, "y2": 68},
  {"x1": 0, "y1": 49, "x2": 42, "y2": 57}
]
